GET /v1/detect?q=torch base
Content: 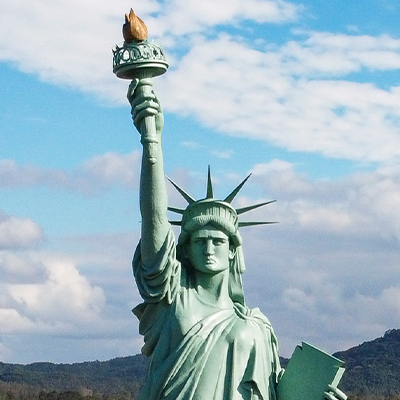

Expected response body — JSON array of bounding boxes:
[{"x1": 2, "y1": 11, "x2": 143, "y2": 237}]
[{"x1": 113, "y1": 40, "x2": 169, "y2": 79}]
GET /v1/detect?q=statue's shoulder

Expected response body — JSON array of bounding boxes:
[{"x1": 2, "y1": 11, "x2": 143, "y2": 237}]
[{"x1": 234, "y1": 303, "x2": 273, "y2": 328}]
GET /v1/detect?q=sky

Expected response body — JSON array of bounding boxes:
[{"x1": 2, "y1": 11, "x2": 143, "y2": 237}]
[{"x1": 1, "y1": 0, "x2": 400, "y2": 364}]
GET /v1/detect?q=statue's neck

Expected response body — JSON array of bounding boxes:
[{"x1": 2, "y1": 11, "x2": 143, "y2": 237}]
[{"x1": 193, "y1": 269, "x2": 232, "y2": 309}]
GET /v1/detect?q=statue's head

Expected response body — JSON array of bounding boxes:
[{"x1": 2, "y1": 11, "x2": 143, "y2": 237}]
[
  {"x1": 168, "y1": 168, "x2": 276, "y2": 305},
  {"x1": 176, "y1": 199, "x2": 242, "y2": 275}
]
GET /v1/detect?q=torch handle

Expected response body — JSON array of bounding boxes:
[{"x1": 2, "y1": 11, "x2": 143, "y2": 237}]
[{"x1": 137, "y1": 79, "x2": 158, "y2": 164}]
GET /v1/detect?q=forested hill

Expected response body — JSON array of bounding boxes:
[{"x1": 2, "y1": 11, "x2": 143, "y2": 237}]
[
  {"x1": 335, "y1": 328, "x2": 400, "y2": 397},
  {"x1": 0, "y1": 354, "x2": 148, "y2": 399},
  {"x1": 1, "y1": 329, "x2": 400, "y2": 399}
]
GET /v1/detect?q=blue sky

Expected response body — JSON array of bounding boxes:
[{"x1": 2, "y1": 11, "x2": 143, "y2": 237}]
[{"x1": 1, "y1": 0, "x2": 400, "y2": 364}]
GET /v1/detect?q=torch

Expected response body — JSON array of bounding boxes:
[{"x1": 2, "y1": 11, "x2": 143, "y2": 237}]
[{"x1": 113, "y1": 9, "x2": 168, "y2": 164}]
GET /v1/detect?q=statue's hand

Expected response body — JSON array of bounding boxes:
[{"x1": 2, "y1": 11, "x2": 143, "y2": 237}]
[
  {"x1": 127, "y1": 78, "x2": 164, "y2": 135},
  {"x1": 324, "y1": 385, "x2": 347, "y2": 400}
]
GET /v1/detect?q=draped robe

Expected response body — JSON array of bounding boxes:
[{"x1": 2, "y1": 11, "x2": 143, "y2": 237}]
[{"x1": 132, "y1": 228, "x2": 282, "y2": 400}]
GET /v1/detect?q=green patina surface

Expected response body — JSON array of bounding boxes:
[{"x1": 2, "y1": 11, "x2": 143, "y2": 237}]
[{"x1": 114, "y1": 12, "x2": 346, "y2": 398}]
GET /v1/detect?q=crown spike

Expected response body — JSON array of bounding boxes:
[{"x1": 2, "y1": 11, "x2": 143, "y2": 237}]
[
  {"x1": 239, "y1": 221, "x2": 278, "y2": 227},
  {"x1": 224, "y1": 174, "x2": 252, "y2": 203},
  {"x1": 236, "y1": 200, "x2": 276, "y2": 215},
  {"x1": 168, "y1": 206, "x2": 185, "y2": 214},
  {"x1": 206, "y1": 165, "x2": 214, "y2": 199},
  {"x1": 166, "y1": 177, "x2": 196, "y2": 204}
]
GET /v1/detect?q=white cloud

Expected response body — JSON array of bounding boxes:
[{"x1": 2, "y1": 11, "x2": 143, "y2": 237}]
[
  {"x1": 276, "y1": 275, "x2": 400, "y2": 354},
  {"x1": 210, "y1": 149, "x2": 234, "y2": 159},
  {"x1": 296, "y1": 204, "x2": 354, "y2": 232},
  {"x1": 151, "y1": 0, "x2": 299, "y2": 38},
  {"x1": 161, "y1": 32, "x2": 400, "y2": 163},
  {"x1": 249, "y1": 159, "x2": 400, "y2": 238},
  {"x1": 282, "y1": 32, "x2": 400, "y2": 75},
  {"x1": 351, "y1": 286, "x2": 400, "y2": 325},
  {"x1": 0, "y1": 0, "x2": 299, "y2": 104},
  {"x1": 0, "y1": 308, "x2": 34, "y2": 334},
  {"x1": 0, "y1": 230, "x2": 141, "y2": 362},
  {"x1": 181, "y1": 140, "x2": 203, "y2": 149},
  {"x1": 0, "y1": 252, "x2": 47, "y2": 283},
  {"x1": 2, "y1": 1, "x2": 400, "y2": 163},
  {"x1": 1, "y1": 254, "x2": 106, "y2": 333},
  {"x1": 352, "y1": 166, "x2": 400, "y2": 236},
  {"x1": 81, "y1": 151, "x2": 140, "y2": 189},
  {"x1": 251, "y1": 160, "x2": 312, "y2": 196},
  {"x1": 0, "y1": 159, "x2": 68, "y2": 188},
  {"x1": 0, "y1": 151, "x2": 140, "y2": 193},
  {"x1": 0, "y1": 212, "x2": 43, "y2": 249}
]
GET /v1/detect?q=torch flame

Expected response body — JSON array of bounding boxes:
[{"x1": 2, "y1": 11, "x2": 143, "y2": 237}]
[{"x1": 123, "y1": 9, "x2": 148, "y2": 43}]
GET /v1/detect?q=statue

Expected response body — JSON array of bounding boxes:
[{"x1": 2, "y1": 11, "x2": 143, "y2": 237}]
[
  {"x1": 113, "y1": 10, "x2": 348, "y2": 400},
  {"x1": 129, "y1": 81, "x2": 282, "y2": 399}
]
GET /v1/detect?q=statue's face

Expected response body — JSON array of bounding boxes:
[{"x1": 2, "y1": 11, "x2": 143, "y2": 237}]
[{"x1": 188, "y1": 224, "x2": 232, "y2": 274}]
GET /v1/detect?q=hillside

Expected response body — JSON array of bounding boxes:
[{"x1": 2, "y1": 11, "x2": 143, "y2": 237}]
[
  {"x1": 0, "y1": 355, "x2": 148, "y2": 399},
  {"x1": 1, "y1": 330, "x2": 400, "y2": 399},
  {"x1": 335, "y1": 329, "x2": 400, "y2": 397}
]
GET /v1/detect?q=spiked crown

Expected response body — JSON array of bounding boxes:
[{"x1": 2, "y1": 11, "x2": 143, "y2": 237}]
[{"x1": 168, "y1": 167, "x2": 276, "y2": 236}]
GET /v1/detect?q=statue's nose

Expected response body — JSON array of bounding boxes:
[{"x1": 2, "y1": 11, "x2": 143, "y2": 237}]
[{"x1": 204, "y1": 239, "x2": 214, "y2": 255}]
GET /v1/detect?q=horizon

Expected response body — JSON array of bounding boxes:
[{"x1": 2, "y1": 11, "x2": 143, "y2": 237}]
[{"x1": 1, "y1": 0, "x2": 400, "y2": 364}]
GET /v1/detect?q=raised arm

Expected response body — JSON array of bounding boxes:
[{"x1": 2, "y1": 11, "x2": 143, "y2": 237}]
[{"x1": 128, "y1": 78, "x2": 170, "y2": 265}]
